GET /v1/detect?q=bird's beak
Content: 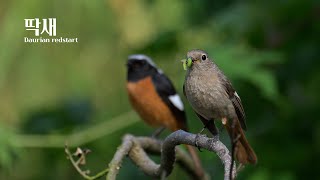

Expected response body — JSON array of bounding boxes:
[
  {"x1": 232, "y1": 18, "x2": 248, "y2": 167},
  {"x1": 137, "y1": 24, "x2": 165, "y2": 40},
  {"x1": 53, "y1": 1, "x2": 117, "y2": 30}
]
[{"x1": 181, "y1": 58, "x2": 193, "y2": 70}]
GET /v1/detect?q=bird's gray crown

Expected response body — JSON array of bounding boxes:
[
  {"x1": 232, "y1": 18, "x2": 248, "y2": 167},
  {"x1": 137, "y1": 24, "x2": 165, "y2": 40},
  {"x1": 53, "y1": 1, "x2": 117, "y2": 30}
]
[
  {"x1": 187, "y1": 49, "x2": 208, "y2": 59},
  {"x1": 128, "y1": 54, "x2": 158, "y2": 68}
]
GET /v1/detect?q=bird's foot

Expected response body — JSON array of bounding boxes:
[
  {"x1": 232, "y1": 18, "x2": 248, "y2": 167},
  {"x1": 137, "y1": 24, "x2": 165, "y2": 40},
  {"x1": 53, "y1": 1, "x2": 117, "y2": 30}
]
[
  {"x1": 151, "y1": 127, "x2": 166, "y2": 138},
  {"x1": 194, "y1": 127, "x2": 205, "y2": 152},
  {"x1": 195, "y1": 133, "x2": 203, "y2": 152}
]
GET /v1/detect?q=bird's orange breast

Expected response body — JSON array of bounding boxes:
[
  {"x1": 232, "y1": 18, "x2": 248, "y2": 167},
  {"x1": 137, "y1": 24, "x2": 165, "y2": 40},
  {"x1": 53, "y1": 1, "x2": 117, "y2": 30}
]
[{"x1": 126, "y1": 77, "x2": 182, "y2": 131}]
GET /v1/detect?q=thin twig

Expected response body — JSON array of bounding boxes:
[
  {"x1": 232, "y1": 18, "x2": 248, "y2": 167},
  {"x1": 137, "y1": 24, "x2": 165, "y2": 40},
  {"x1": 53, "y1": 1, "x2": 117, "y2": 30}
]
[
  {"x1": 230, "y1": 117, "x2": 237, "y2": 180},
  {"x1": 65, "y1": 145, "x2": 109, "y2": 180}
]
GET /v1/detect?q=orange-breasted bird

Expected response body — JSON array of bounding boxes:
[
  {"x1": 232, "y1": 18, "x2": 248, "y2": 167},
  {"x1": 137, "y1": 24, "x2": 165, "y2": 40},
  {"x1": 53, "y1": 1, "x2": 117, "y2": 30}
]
[
  {"x1": 126, "y1": 54, "x2": 204, "y2": 177},
  {"x1": 182, "y1": 49, "x2": 257, "y2": 165}
]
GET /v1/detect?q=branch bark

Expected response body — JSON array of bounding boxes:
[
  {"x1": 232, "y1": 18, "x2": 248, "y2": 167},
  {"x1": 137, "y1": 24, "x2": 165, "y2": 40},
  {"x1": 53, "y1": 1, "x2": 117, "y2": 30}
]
[
  {"x1": 160, "y1": 130, "x2": 236, "y2": 179},
  {"x1": 66, "y1": 130, "x2": 237, "y2": 180}
]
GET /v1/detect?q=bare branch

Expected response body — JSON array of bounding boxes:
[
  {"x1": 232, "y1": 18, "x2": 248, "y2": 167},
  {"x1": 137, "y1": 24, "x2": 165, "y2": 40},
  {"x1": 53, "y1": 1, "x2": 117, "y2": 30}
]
[
  {"x1": 160, "y1": 130, "x2": 236, "y2": 179},
  {"x1": 67, "y1": 130, "x2": 237, "y2": 180},
  {"x1": 107, "y1": 135, "x2": 135, "y2": 179},
  {"x1": 107, "y1": 134, "x2": 198, "y2": 179},
  {"x1": 135, "y1": 136, "x2": 198, "y2": 178}
]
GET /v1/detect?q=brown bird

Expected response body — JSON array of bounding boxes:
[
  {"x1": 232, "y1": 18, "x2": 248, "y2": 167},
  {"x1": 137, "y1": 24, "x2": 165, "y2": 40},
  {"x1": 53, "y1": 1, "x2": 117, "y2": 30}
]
[
  {"x1": 182, "y1": 49, "x2": 257, "y2": 165},
  {"x1": 126, "y1": 54, "x2": 205, "y2": 177}
]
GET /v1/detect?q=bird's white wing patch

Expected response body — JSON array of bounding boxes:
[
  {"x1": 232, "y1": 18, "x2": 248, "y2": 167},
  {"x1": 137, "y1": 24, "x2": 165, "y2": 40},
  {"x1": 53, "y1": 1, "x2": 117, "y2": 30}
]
[
  {"x1": 234, "y1": 91, "x2": 241, "y2": 99},
  {"x1": 157, "y1": 69, "x2": 163, "y2": 74},
  {"x1": 168, "y1": 94, "x2": 184, "y2": 111}
]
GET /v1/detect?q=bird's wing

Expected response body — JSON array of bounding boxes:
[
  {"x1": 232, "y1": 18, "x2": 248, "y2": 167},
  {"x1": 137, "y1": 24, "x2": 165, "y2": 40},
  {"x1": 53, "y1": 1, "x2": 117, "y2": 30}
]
[
  {"x1": 152, "y1": 73, "x2": 187, "y2": 130},
  {"x1": 219, "y1": 73, "x2": 247, "y2": 131}
]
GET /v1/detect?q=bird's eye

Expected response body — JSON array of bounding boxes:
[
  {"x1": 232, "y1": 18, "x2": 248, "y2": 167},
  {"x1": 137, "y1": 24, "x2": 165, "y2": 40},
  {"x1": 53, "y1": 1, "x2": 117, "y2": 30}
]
[{"x1": 201, "y1": 54, "x2": 207, "y2": 60}]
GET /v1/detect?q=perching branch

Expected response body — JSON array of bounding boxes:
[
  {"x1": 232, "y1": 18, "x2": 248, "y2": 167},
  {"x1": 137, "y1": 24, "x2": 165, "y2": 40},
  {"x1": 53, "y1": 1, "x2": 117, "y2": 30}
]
[
  {"x1": 66, "y1": 130, "x2": 237, "y2": 180},
  {"x1": 165, "y1": 130, "x2": 237, "y2": 179}
]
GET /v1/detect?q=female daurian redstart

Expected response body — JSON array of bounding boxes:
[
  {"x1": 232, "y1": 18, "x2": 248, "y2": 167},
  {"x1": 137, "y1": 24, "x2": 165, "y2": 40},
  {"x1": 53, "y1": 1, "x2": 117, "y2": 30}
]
[
  {"x1": 126, "y1": 54, "x2": 204, "y2": 177},
  {"x1": 182, "y1": 49, "x2": 257, "y2": 165}
]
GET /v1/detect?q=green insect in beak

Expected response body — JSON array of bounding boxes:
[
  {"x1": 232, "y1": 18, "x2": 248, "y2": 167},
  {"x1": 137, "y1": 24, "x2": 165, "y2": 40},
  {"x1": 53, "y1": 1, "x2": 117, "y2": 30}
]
[{"x1": 181, "y1": 58, "x2": 192, "y2": 70}]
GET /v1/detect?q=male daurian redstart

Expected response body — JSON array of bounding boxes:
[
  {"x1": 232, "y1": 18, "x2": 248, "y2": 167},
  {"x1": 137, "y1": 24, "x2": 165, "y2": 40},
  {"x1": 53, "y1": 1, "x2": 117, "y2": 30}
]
[
  {"x1": 126, "y1": 54, "x2": 204, "y2": 177},
  {"x1": 182, "y1": 49, "x2": 257, "y2": 165}
]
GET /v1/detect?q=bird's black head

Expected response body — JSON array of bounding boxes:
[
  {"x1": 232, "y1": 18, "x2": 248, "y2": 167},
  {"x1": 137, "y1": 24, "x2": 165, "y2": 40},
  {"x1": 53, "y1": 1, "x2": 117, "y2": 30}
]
[{"x1": 127, "y1": 54, "x2": 160, "y2": 82}]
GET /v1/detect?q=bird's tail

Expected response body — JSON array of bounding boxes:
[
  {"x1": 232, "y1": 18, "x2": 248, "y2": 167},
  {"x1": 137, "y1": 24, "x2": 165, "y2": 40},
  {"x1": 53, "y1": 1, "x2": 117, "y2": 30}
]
[
  {"x1": 224, "y1": 119, "x2": 257, "y2": 164},
  {"x1": 185, "y1": 144, "x2": 205, "y2": 178}
]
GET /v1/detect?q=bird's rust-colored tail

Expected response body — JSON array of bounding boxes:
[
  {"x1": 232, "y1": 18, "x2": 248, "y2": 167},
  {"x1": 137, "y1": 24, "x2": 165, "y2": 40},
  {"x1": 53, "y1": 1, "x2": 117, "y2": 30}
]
[
  {"x1": 185, "y1": 144, "x2": 205, "y2": 178},
  {"x1": 224, "y1": 119, "x2": 257, "y2": 164}
]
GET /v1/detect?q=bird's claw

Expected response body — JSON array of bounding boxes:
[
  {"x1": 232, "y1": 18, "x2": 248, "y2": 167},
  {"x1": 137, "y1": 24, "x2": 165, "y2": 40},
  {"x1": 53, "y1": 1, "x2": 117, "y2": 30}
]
[
  {"x1": 151, "y1": 127, "x2": 166, "y2": 138},
  {"x1": 195, "y1": 133, "x2": 203, "y2": 152},
  {"x1": 194, "y1": 126, "x2": 206, "y2": 152}
]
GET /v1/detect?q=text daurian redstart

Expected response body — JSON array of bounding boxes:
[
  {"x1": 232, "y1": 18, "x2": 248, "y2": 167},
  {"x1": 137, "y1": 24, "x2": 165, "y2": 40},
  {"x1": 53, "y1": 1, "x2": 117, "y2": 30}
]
[
  {"x1": 182, "y1": 50, "x2": 257, "y2": 165},
  {"x1": 126, "y1": 54, "x2": 204, "y2": 177}
]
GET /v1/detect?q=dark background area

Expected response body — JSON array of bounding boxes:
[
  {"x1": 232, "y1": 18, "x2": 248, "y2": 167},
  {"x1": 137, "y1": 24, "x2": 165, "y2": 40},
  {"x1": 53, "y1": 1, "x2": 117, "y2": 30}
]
[{"x1": 0, "y1": 0, "x2": 319, "y2": 179}]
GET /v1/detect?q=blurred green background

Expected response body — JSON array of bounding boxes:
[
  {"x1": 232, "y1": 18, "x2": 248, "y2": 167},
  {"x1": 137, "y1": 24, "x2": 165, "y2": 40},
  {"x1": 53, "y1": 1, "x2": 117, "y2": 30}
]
[{"x1": 0, "y1": 0, "x2": 319, "y2": 179}]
